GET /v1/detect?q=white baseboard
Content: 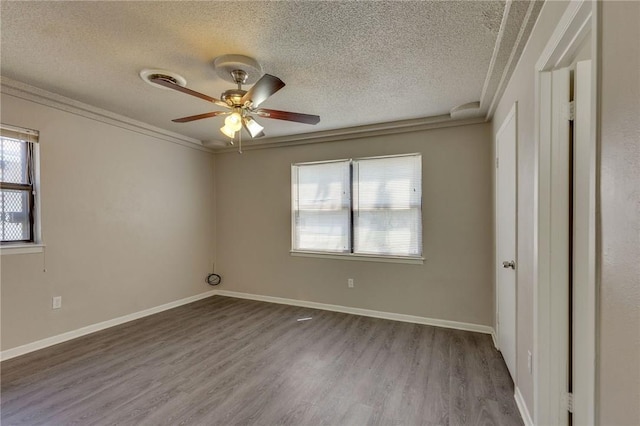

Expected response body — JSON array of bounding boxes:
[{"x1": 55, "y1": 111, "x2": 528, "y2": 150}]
[
  {"x1": 1, "y1": 288, "x2": 496, "y2": 362},
  {"x1": 0, "y1": 290, "x2": 216, "y2": 361},
  {"x1": 515, "y1": 386, "x2": 534, "y2": 426},
  {"x1": 215, "y1": 290, "x2": 495, "y2": 335},
  {"x1": 491, "y1": 331, "x2": 499, "y2": 349}
]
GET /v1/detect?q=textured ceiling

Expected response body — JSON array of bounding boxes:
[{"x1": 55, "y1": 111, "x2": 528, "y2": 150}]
[{"x1": 0, "y1": 1, "x2": 541, "y2": 146}]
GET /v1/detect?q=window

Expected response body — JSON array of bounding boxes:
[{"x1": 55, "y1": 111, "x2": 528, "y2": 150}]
[
  {"x1": 292, "y1": 153, "x2": 422, "y2": 259},
  {"x1": 1, "y1": 125, "x2": 39, "y2": 244}
]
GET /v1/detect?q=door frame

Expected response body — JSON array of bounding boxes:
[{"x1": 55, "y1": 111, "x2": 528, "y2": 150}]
[
  {"x1": 494, "y1": 101, "x2": 518, "y2": 380},
  {"x1": 533, "y1": 1, "x2": 597, "y2": 424}
]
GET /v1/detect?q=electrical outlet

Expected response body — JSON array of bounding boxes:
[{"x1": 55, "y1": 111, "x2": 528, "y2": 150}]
[
  {"x1": 347, "y1": 278, "x2": 354, "y2": 288},
  {"x1": 52, "y1": 296, "x2": 62, "y2": 310},
  {"x1": 528, "y1": 350, "x2": 533, "y2": 374}
]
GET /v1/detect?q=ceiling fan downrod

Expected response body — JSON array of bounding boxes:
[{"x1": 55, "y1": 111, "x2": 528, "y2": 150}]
[
  {"x1": 230, "y1": 69, "x2": 248, "y2": 90},
  {"x1": 221, "y1": 70, "x2": 250, "y2": 108}
]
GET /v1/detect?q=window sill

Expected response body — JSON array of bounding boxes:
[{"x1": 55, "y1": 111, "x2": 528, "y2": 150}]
[
  {"x1": 290, "y1": 250, "x2": 424, "y2": 265},
  {"x1": 0, "y1": 243, "x2": 45, "y2": 255}
]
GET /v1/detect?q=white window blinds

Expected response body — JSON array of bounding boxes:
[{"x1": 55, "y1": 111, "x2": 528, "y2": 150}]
[
  {"x1": 292, "y1": 154, "x2": 422, "y2": 258},
  {"x1": 353, "y1": 155, "x2": 422, "y2": 256},
  {"x1": 292, "y1": 160, "x2": 351, "y2": 252}
]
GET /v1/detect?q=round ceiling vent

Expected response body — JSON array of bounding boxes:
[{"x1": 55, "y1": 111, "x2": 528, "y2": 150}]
[
  {"x1": 139, "y1": 69, "x2": 187, "y2": 90},
  {"x1": 213, "y1": 54, "x2": 263, "y2": 85}
]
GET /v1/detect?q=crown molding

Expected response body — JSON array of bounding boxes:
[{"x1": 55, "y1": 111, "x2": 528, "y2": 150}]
[
  {"x1": 481, "y1": 0, "x2": 544, "y2": 120},
  {"x1": 486, "y1": 0, "x2": 542, "y2": 118},
  {"x1": 1, "y1": 76, "x2": 487, "y2": 154},
  {"x1": 211, "y1": 115, "x2": 487, "y2": 153},
  {"x1": 479, "y1": 0, "x2": 512, "y2": 110},
  {"x1": 0, "y1": 77, "x2": 211, "y2": 152}
]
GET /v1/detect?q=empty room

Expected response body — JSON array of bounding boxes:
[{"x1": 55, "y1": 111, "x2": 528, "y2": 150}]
[{"x1": 1, "y1": 1, "x2": 638, "y2": 425}]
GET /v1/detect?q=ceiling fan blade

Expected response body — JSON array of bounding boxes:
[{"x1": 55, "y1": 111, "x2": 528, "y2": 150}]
[
  {"x1": 240, "y1": 74, "x2": 285, "y2": 108},
  {"x1": 172, "y1": 111, "x2": 228, "y2": 123},
  {"x1": 254, "y1": 108, "x2": 320, "y2": 125},
  {"x1": 150, "y1": 76, "x2": 230, "y2": 109},
  {"x1": 242, "y1": 117, "x2": 265, "y2": 138}
]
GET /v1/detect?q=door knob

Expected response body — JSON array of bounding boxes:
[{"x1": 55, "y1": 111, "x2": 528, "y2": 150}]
[{"x1": 502, "y1": 260, "x2": 516, "y2": 269}]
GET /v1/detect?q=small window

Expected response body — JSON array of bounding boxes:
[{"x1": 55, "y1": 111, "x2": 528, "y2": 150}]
[
  {"x1": 1, "y1": 125, "x2": 39, "y2": 244},
  {"x1": 292, "y1": 153, "x2": 422, "y2": 259}
]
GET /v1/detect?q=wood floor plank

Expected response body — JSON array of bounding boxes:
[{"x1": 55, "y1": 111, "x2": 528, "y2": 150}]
[{"x1": 1, "y1": 296, "x2": 522, "y2": 425}]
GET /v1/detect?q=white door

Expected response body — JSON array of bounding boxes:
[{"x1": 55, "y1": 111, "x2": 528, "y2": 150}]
[
  {"x1": 496, "y1": 103, "x2": 517, "y2": 380},
  {"x1": 572, "y1": 59, "x2": 595, "y2": 425},
  {"x1": 548, "y1": 66, "x2": 571, "y2": 426}
]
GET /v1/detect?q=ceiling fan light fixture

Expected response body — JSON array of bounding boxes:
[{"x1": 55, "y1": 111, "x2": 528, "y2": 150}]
[
  {"x1": 224, "y1": 111, "x2": 243, "y2": 132},
  {"x1": 243, "y1": 117, "x2": 265, "y2": 138},
  {"x1": 221, "y1": 110, "x2": 242, "y2": 138},
  {"x1": 220, "y1": 124, "x2": 236, "y2": 139}
]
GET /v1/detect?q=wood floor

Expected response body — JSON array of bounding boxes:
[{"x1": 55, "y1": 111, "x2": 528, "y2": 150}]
[{"x1": 1, "y1": 296, "x2": 523, "y2": 425}]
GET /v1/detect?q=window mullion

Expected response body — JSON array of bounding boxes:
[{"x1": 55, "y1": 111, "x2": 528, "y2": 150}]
[{"x1": 349, "y1": 160, "x2": 354, "y2": 254}]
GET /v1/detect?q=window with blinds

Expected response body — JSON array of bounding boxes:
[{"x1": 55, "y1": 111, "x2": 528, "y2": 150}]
[
  {"x1": 291, "y1": 160, "x2": 351, "y2": 252},
  {"x1": 1, "y1": 125, "x2": 39, "y2": 244},
  {"x1": 292, "y1": 154, "x2": 422, "y2": 258}
]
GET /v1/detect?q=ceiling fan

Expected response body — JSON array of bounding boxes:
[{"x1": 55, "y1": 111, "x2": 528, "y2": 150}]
[{"x1": 148, "y1": 68, "x2": 320, "y2": 142}]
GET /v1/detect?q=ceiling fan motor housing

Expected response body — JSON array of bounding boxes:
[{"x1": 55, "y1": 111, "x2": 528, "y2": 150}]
[{"x1": 221, "y1": 89, "x2": 248, "y2": 107}]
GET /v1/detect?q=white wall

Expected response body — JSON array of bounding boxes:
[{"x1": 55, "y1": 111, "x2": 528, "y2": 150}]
[
  {"x1": 214, "y1": 123, "x2": 494, "y2": 327},
  {"x1": 598, "y1": 2, "x2": 640, "y2": 424},
  {"x1": 0, "y1": 93, "x2": 216, "y2": 351}
]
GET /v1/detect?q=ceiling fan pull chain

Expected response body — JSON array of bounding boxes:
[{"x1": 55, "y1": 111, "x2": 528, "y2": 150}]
[{"x1": 238, "y1": 128, "x2": 243, "y2": 154}]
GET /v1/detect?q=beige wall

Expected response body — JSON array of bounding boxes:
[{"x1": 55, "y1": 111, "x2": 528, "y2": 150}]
[
  {"x1": 215, "y1": 123, "x2": 494, "y2": 326},
  {"x1": 598, "y1": 2, "x2": 640, "y2": 424},
  {"x1": 0, "y1": 94, "x2": 216, "y2": 351},
  {"x1": 491, "y1": 0, "x2": 570, "y2": 413},
  {"x1": 1, "y1": 3, "x2": 637, "y2": 421}
]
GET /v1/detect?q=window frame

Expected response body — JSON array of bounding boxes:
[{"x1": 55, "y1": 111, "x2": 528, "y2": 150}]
[
  {"x1": 0, "y1": 124, "x2": 43, "y2": 254},
  {"x1": 291, "y1": 153, "x2": 424, "y2": 264}
]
